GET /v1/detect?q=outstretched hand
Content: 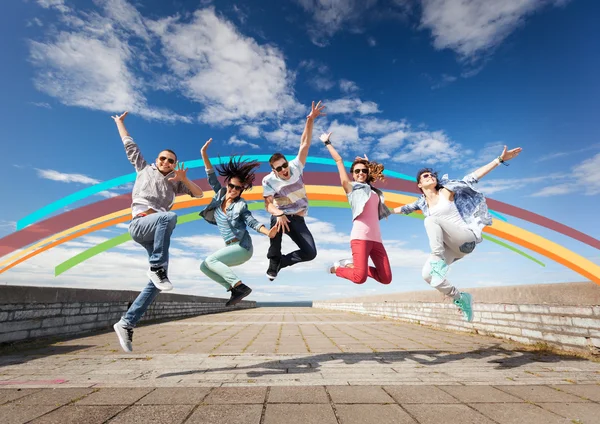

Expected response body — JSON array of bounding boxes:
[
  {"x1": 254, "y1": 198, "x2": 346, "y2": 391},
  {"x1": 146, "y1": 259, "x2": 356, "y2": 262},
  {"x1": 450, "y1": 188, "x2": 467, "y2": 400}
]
[
  {"x1": 201, "y1": 138, "x2": 213, "y2": 153},
  {"x1": 267, "y1": 226, "x2": 279, "y2": 238},
  {"x1": 307, "y1": 101, "x2": 326, "y2": 120},
  {"x1": 111, "y1": 111, "x2": 128, "y2": 123},
  {"x1": 319, "y1": 132, "x2": 332, "y2": 143},
  {"x1": 500, "y1": 146, "x2": 522, "y2": 162},
  {"x1": 354, "y1": 154, "x2": 369, "y2": 162},
  {"x1": 168, "y1": 162, "x2": 187, "y2": 182}
]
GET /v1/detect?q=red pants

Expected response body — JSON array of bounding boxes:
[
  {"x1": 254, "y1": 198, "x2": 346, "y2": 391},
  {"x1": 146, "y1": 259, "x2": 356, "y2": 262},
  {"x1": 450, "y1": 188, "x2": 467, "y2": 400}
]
[{"x1": 336, "y1": 239, "x2": 392, "y2": 285}]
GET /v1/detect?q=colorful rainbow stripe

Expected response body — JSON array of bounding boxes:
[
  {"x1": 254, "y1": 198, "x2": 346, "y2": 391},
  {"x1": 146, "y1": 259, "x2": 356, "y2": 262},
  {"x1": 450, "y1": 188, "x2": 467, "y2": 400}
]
[{"x1": 1, "y1": 156, "x2": 598, "y2": 285}]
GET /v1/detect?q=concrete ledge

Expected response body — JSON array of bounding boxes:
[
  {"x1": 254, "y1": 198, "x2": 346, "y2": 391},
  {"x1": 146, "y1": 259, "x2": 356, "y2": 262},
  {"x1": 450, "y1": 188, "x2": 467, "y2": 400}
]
[
  {"x1": 0, "y1": 285, "x2": 255, "y2": 345},
  {"x1": 313, "y1": 282, "x2": 600, "y2": 354}
]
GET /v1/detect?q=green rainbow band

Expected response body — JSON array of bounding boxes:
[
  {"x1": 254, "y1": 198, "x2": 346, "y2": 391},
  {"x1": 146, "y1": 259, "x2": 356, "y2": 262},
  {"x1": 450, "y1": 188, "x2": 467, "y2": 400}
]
[{"x1": 54, "y1": 200, "x2": 541, "y2": 276}]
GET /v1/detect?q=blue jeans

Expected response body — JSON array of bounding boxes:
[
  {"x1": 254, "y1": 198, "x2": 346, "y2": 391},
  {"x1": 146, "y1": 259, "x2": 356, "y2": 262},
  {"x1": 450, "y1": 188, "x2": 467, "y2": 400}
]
[
  {"x1": 267, "y1": 214, "x2": 317, "y2": 269},
  {"x1": 120, "y1": 212, "x2": 177, "y2": 328}
]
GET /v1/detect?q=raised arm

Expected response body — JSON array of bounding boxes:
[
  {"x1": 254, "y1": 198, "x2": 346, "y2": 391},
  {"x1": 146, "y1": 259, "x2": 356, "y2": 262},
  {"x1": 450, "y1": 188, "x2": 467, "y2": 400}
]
[
  {"x1": 320, "y1": 132, "x2": 352, "y2": 194},
  {"x1": 297, "y1": 101, "x2": 326, "y2": 166},
  {"x1": 472, "y1": 145, "x2": 522, "y2": 181},
  {"x1": 112, "y1": 111, "x2": 147, "y2": 172},
  {"x1": 200, "y1": 138, "x2": 222, "y2": 192}
]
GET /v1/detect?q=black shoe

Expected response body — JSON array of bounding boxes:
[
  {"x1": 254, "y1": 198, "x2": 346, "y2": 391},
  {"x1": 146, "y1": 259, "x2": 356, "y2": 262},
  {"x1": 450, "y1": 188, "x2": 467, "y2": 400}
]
[
  {"x1": 266, "y1": 259, "x2": 280, "y2": 281},
  {"x1": 226, "y1": 284, "x2": 252, "y2": 307}
]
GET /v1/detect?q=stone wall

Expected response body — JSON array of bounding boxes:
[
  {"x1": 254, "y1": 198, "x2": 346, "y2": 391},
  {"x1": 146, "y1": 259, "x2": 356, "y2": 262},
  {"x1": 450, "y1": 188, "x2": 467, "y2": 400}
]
[
  {"x1": 313, "y1": 282, "x2": 600, "y2": 354},
  {"x1": 0, "y1": 285, "x2": 255, "y2": 345}
]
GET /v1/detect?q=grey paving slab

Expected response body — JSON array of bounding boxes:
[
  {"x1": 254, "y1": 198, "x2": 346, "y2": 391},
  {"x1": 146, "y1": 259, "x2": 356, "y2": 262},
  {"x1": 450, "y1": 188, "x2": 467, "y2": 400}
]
[
  {"x1": 74, "y1": 387, "x2": 153, "y2": 405},
  {"x1": 11, "y1": 387, "x2": 95, "y2": 405},
  {"x1": 336, "y1": 404, "x2": 417, "y2": 424},
  {"x1": 264, "y1": 404, "x2": 338, "y2": 424},
  {"x1": 438, "y1": 385, "x2": 525, "y2": 403},
  {"x1": 402, "y1": 403, "x2": 496, "y2": 424},
  {"x1": 0, "y1": 388, "x2": 41, "y2": 404},
  {"x1": 550, "y1": 384, "x2": 600, "y2": 401},
  {"x1": 28, "y1": 405, "x2": 127, "y2": 423},
  {"x1": 108, "y1": 405, "x2": 194, "y2": 423},
  {"x1": 136, "y1": 387, "x2": 211, "y2": 404},
  {"x1": 384, "y1": 385, "x2": 459, "y2": 403},
  {"x1": 268, "y1": 386, "x2": 329, "y2": 403},
  {"x1": 327, "y1": 385, "x2": 395, "y2": 403},
  {"x1": 470, "y1": 403, "x2": 570, "y2": 424},
  {"x1": 496, "y1": 385, "x2": 591, "y2": 403},
  {"x1": 186, "y1": 404, "x2": 263, "y2": 424},
  {"x1": 0, "y1": 404, "x2": 58, "y2": 424},
  {"x1": 203, "y1": 386, "x2": 267, "y2": 404},
  {"x1": 538, "y1": 402, "x2": 600, "y2": 423}
]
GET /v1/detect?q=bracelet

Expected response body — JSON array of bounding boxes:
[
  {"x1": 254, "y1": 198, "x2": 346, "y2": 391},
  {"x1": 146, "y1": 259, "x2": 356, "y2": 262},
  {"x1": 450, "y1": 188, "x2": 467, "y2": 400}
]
[
  {"x1": 275, "y1": 213, "x2": 285, "y2": 217},
  {"x1": 323, "y1": 140, "x2": 331, "y2": 146},
  {"x1": 495, "y1": 156, "x2": 509, "y2": 167}
]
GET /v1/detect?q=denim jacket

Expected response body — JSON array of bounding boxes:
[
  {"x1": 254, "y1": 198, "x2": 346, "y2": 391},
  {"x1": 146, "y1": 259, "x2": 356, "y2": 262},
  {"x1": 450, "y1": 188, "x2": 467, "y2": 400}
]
[
  {"x1": 348, "y1": 182, "x2": 392, "y2": 221},
  {"x1": 400, "y1": 173, "x2": 492, "y2": 246},
  {"x1": 199, "y1": 169, "x2": 264, "y2": 251}
]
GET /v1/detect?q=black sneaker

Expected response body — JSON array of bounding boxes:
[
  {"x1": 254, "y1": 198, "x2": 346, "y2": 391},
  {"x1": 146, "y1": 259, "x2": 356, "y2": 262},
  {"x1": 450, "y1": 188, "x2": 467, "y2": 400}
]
[
  {"x1": 226, "y1": 284, "x2": 252, "y2": 307},
  {"x1": 266, "y1": 259, "x2": 280, "y2": 281}
]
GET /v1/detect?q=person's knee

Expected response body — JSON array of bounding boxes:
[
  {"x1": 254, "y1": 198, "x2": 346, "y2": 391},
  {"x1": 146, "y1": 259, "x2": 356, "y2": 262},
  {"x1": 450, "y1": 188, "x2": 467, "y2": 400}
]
[
  {"x1": 421, "y1": 266, "x2": 432, "y2": 283},
  {"x1": 380, "y1": 274, "x2": 392, "y2": 285},
  {"x1": 302, "y1": 246, "x2": 317, "y2": 262},
  {"x1": 162, "y1": 212, "x2": 178, "y2": 226}
]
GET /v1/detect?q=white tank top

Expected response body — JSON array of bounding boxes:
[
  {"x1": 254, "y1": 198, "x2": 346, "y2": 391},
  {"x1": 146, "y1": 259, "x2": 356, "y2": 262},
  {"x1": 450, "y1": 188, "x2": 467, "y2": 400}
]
[{"x1": 429, "y1": 195, "x2": 468, "y2": 228}]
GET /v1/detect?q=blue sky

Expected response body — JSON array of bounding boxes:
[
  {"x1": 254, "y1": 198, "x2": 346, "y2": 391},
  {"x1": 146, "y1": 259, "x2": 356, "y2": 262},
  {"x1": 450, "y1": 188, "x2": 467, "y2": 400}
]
[{"x1": 0, "y1": 0, "x2": 598, "y2": 301}]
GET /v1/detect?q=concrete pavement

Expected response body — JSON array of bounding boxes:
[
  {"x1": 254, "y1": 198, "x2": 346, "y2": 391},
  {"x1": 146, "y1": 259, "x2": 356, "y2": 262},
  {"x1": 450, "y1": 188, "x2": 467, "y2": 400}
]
[{"x1": 1, "y1": 307, "x2": 599, "y2": 423}]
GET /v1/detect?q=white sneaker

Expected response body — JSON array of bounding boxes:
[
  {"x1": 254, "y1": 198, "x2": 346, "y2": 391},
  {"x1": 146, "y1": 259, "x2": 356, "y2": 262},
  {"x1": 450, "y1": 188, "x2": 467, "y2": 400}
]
[
  {"x1": 146, "y1": 267, "x2": 173, "y2": 291},
  {"x1": 328, "y1": 258, "x2": 354, "y2": 274},
  {"x1": 113, "y1": 322, "x2": 133, "y2": 353}
]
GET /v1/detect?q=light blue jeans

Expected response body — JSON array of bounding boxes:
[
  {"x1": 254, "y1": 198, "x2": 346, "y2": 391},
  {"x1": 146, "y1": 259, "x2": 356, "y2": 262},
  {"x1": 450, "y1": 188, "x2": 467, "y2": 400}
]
[
  {"x1": 200, "y1": 242, "x2": 253, "y2": 291},
  {"x1": 119, "y1": 212, "x2": 177, "y2": 328}
]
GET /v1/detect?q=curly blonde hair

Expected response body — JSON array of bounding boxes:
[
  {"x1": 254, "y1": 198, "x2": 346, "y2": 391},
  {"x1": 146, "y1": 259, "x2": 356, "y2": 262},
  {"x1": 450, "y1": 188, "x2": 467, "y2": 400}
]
[{"x1": 350, "y1": 158, "x2": 385, "y2": 184}]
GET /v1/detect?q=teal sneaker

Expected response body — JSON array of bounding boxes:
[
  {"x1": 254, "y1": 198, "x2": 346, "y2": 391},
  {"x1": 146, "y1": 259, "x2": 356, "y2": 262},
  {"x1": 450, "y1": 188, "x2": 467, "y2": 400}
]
[
  {"x1": 454, "y1": 292, "x2": 473, "y2": 322},
  {"x1": 430, "y1": 259, "x2": 449, "y2": 286}
]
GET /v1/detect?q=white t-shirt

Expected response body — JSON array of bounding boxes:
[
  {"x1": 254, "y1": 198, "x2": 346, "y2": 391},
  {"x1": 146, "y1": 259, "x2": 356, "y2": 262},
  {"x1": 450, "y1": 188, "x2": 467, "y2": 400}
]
[{"x1": 262, "y1": 157, "x2": 308, "y2": 215}]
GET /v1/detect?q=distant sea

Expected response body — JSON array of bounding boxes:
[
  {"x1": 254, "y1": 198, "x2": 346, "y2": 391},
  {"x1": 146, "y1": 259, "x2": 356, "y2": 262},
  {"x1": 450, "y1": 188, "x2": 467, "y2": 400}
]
[{"x1": 256, "y1": 301, "x2": 313, "y2": 307}]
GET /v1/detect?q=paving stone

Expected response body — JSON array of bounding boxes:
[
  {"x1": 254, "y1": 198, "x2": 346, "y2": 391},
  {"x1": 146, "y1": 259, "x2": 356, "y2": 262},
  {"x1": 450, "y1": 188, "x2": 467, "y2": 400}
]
[
  {"x1": 328, "y1": 385, "x2": 395, "y2": 403},
  {"x1": 12, "y1": 388, "x2": 95, "y2": 405},
  {"x1": 268, "y1": 386, "x2": 329, "y2": 403},
  {"x1": 186, "y1": 404, "x2": 262, "y2": 424},
  {"x1": 0, "y1": 404, "x2": 57, "y2": 424},
  {"x1": 203, "y1": 387, "x2": 267, "y2": 404},
  {"x1": 0, "y1": 388, "x2": 41, "y2": 404},
  {"x1": 550, "y1": 384, "x2": 600, "y2": 401},
  {"x1": 136, "y1": 387, "x2": 211, "y2": 404},
  {"x1": 75, "y1": 388, "x2": 152, "y2": 405},
  {"x1": 496, "y1": 385, "x2": 590, "y2": 403},
  {"x1": 109, "y1": 405, "x2": 194, "y2": 423},
  {"x1": 438, "y1": 385, "x2": 525, "y2": 403},
  {"x1": 264, "y1": 404, "x2": 337, "y2": 424},
  {"x1": 470, "y1": 403, "x2": 569, "y2": 424},
  {"x1": 28, "y1": 405, "x2": 127, "y2": 423},
  {"x1": 384, "y1": 385, "x2": 459, "y2": 404},
  {"x1": 336, "y1": 404, "x2": 417, "y2": 424},
  {"x1": 403, "y1": 404, "x2": 496, "y2": 424},
  {"x1": 538, "y1": 402, "x2": 600, "y2": 423}
]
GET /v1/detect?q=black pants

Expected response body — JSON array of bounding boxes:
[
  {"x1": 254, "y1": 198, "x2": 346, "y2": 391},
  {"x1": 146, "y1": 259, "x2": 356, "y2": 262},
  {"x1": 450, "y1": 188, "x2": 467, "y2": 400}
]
[{"x1": 267, "y1": 214, "x2": 317, "y2": 269}]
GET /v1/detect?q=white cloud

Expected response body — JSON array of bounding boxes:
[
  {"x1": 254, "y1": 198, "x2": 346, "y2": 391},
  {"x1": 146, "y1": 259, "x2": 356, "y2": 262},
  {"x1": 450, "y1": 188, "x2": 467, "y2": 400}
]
[
  {"x1": 391, "y1": 130, "x2": 460, "y2": 164},
  {"x1": 151, "y1": 8, "x2": 302, "y2": 125},
  {"x1": 419, "y1": 0, "x2": 571, "y2": 60},
  {"x1": 531, "y1": 183, "x2": 573, "y2": 198},
  {"x1": 227, "y1": 135, "x2": 260, "y2": 149},
  {"x1": 295, "y1": 0, "x2": 378, "y2": 46},
  {"x1": 325, "y1": 120, "x2": 361, "y2": 153},
  {"x1": 263, "y1": 122, "x2": 305, "y2": 149},
  {"x1": 37, "y1": 0, "x2": 70, "y2": 13},
  {"x1": 531, "y1": 153, "x2": 600, "y2": 197},
  {"x1": 35, "y1": 168, "x2": 101, "y2": 184},
  {"x1": 431, "y1": 73, "x2": 457, "y2": 89},
  {"x1": 339, "y1": 79, "x2": 359, "y2": 93},
  {"x1": 30, "y1": 102, "x2": 52, "y2": 109},
  {"x1": 326, "y1": 98, "x2": 381, "y2": 115},
  {"x1": 378, "y1": 130, "x2": 408, "y2": 150},
  {"x1": 312, "y1": 76, "x2": 336, "y2": 91},
  {"x1": 239, "y1": 125, "x2": 261, "y2": 138},
  {"x1": 358, "y1": 117, "x2": 407, "y2": 135},
  {"x1": 367, "y1": 36, "x2": 377, "y2": 46}
]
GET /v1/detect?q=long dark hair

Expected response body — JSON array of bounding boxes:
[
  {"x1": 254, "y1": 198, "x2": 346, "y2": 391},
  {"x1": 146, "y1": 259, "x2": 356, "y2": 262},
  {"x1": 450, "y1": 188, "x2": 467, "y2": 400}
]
[
  {"x1": 216, "y1": 155, "x2": 260, "y2": 191},
  {"x1": 350, "y1": 158, "x2": 385, "y2": 185}
]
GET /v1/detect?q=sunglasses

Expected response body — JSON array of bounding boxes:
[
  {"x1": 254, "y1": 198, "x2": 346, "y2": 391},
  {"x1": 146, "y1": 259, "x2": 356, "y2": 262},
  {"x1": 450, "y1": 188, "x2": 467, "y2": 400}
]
[
  {"x1": 158, "y1": 156, "x2": 176, "y2": 165},
  {"x1": 227, "y1": 183, "x2": 243, "y2": 191},
  {"x1": 273, "y1": 162, "x2": 289, "y2": 173},
  {"x1": 353, "y1": 168, "x2": 368, "y2": 175},
  {"x1": 421, "y1": 173, "x2": 435, "y2": 180}
]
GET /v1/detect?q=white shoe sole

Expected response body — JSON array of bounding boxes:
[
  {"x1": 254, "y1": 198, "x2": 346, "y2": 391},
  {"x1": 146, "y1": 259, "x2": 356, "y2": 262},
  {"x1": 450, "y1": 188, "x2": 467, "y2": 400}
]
[
  {"x1": 146, "y1": 270, "x2": 173, "y2": 291},
  {"x1": 113, "y1": 323, "x2": 132, "y2": 353}
]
